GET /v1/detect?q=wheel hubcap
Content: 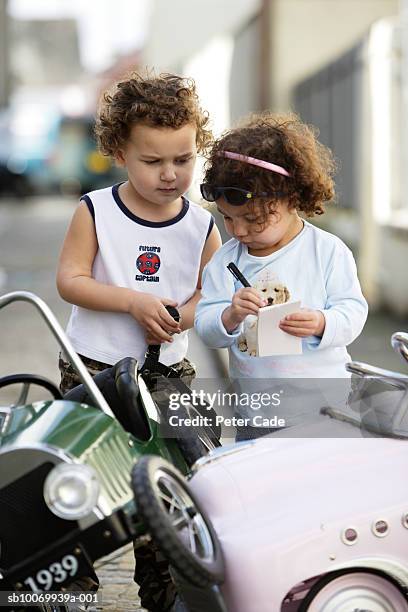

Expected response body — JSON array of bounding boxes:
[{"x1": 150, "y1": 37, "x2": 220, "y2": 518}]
[
  {"x1": 155, "y1": 469, "x2": 215, "y2": 562},
  {"x1": 306, "y1": 572, "x2": 408, "y2": 611}
]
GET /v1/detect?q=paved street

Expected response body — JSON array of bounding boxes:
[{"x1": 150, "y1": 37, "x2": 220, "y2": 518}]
[
  {"x1": 93, "y1": 545, "x2": 139, "y2": 612},
  {"x1": 1, "y1": 195, "x2": 408, "y2": 611}
]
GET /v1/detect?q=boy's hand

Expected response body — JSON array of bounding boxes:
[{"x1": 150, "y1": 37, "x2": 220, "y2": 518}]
[
  {"x1": 279, "y1": 308, "x2": 325, "y2": 337},
  {"x1": 128, "y1": 293, "x2": 181, "y2": 343},
  {"x1": 145, "y1": 314, "x2": 182, "y2": 346},
  {"x1": 222, "y1": 288, "x2": 266, "y2": 333},
  {"x1": 145, "y1": 332, "x2": 168, "y2": 345}
]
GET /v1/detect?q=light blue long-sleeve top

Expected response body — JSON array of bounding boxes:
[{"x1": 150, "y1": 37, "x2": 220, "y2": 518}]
[{"x1": 195, "y1": 221, "x2": 368, "y2": 380}]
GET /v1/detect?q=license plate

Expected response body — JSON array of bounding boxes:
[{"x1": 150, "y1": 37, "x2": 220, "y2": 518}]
[{"x1": 13, "y1": 546, "x2": 92, "y2": 592}]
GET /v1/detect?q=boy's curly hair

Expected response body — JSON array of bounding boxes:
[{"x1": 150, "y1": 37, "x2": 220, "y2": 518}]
[
  {"x1": 204, "y1": 112, "x2": 337, "y2": 218},
  {"x1": 95, "y1": 71, "x2": 212, "y2": 157}
]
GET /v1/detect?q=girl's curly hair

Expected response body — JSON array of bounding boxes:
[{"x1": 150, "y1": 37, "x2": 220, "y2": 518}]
[
  {"x1": 95, "y1": 71, "x2": 212, "y2": 157},
  {"x1": 204, "y1": 112, "x2": 337, "y2": 219}
]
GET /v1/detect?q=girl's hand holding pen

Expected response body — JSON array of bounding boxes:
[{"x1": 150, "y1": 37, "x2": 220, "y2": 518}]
[
  {"x1": 223, "y1": 262, "x2": 266, "y2": 332},
  {"x1": 222, "y1": 287, "x2": 267, "y2": 333}
]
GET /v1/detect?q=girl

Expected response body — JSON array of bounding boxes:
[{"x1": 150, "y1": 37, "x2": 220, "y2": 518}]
[{"x1": 195, "y1": 112, "x2": 368, "y2": 440}]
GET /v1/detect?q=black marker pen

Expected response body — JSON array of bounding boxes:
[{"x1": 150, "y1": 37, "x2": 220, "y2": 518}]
[{"x1": 227, "y1": 262, "x2": 251, "y2": 288}]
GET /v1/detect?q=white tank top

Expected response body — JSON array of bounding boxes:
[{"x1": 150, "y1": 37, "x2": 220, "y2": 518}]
[{"x1": 66, "y1": 184, "x2": 214, "y2": 367}]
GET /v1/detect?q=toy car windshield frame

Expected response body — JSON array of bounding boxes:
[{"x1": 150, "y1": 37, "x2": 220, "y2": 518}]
[{"x1": 0, "y1": 290, "x2": 114, "y2": 418}]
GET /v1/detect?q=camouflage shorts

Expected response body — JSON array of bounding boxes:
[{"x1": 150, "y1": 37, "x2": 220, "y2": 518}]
[
  {"x1": 58, "y1": 353, "x2": 111, "y2": 395},
  {"x1": 58, "y1": 353, "x2": 196, "y2": 395}
]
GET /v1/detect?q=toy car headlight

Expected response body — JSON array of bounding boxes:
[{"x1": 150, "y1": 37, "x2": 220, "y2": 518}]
[{"x1": 44, "y1": 463, "x2": 100, "y2": 519}]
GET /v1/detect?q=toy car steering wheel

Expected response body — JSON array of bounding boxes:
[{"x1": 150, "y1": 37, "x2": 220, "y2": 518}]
[{"x1": 0, "y1": 374, "x2": 63, "y2": 402}]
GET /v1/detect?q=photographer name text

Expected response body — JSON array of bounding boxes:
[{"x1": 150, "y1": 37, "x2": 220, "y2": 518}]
[{"x1": 167, "y1": 414, "x2": 286, "y2": 428}]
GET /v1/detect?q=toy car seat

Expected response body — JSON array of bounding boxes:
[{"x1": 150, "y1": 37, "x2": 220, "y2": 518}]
[{"x1": 64, "y1": 357, "x2": 151, "y2": 441}]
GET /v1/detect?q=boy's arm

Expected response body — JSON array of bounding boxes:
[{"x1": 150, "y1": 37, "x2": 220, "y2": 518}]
[
  {"x1": 177, "y1": 223, "x2": 222, "y2": 331},
  {"x1": 57, "y1": 202, "x2": 180, "y2": 342}
]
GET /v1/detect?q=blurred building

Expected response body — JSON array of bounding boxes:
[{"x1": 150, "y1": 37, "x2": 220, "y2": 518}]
[
  {"x1": 0, "y1": 0, "x2": 141, "y2": 197},
  {"x1": 10, "y1": 18, "x2": 81, "y2": 87},
  {"x1": 264, "y1": 1, "x2": 403, "y2": 315},
  {"x1": 0, "y1": 0, "x2": 9, "y2": 107},
  {"x1": 293, "y1": 18, "x2": 405, "y2": 313},
  {"x1": 266, "y1": 0, "x2": 398, "y2": 109},
  {"x1": 1, "y1": 0, "x2": 406, "y2": 315}
]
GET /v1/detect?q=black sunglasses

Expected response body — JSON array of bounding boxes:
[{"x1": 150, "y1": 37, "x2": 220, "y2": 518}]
[{"x1": 200, "y1": 183, "x2": 277, "y2": 206}]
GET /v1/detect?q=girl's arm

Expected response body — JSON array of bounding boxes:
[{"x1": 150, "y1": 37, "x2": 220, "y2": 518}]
[
  {"x1": 57, "y1": 202, "x2": 180, "y2": 342},
  {"x1": 302, "y1": 243, "x2": 368, "y2": 350},
  {"x1": 195, "y1": 248, "x2": 245, "y2": 349}
]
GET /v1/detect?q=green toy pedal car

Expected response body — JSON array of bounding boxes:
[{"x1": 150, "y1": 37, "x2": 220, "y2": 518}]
[{"x1": 0, "y1": 291, "x2": 222, "y2": 610}]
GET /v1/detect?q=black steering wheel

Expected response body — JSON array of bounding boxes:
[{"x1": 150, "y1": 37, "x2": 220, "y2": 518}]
[{"x1": 0, "y1": 374, "x2": 63, "y2": 401}]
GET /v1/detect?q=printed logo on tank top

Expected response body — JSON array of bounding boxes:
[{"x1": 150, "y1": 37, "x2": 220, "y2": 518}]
[{"x1": 135, "y1": 245, "x2": 161, "y2": 282}]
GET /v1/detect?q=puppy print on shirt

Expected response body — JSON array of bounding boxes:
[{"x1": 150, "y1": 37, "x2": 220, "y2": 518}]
[{"x1": 238, "y1": 278, "x2": 290, "y2": 357}]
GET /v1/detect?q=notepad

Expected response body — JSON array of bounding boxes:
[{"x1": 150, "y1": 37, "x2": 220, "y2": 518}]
[{"x1": 257, "y1": 300, "x2": 303, "y2": 356}]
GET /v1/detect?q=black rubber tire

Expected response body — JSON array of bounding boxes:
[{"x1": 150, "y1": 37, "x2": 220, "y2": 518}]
[
  {"x1": 148, "y1": 375, "x2": 222, "y2": 466},
  {"x1": 131, "y1": 455, "x2": 224, "y2": 588},
  {"x1": 153, "y1": 375, "x2": 222, "y2": 443},
  {"x1": 182, "y1": 400, "x2": 222, "y2": 442},
  {"x1": 173, "y1": 404, "x2": 222, "y2": 467},
  {"x1": 176, "y1": 433, "x2": 218, "y2": 467}
]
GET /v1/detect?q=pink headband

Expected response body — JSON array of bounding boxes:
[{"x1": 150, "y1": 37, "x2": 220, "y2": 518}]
[{"x1": 222, "y1": 150, "x2": 290, "y2": 177}]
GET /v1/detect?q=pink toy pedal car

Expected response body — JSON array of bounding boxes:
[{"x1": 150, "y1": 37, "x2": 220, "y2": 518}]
[{"x1": 132, "y1": 331, "x2": 408, "y2": 611}]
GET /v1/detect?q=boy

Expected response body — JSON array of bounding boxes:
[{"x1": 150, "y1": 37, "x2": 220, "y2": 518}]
[{"x1": 57, "y1": 71, "x2": 221, "y2": 611}]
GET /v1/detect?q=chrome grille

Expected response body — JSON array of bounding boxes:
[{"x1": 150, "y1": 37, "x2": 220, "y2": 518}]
[{"x1": 86, "y1": 430, "x2": 136, "y2": 508}]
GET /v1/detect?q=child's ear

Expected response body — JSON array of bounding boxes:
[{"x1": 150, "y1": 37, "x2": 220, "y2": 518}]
[{"x1": 115, "y1": 149, "x2": 126, "y2": 167}]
